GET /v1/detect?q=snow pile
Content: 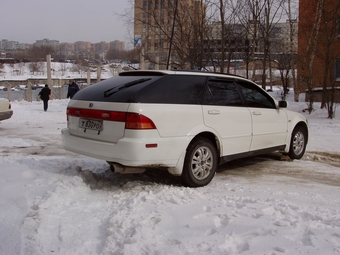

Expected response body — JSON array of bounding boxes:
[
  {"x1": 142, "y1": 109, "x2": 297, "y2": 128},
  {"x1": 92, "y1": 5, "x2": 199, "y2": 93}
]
[{"x1": 0, "y1": 92, "x2": 340, "y2": 254}]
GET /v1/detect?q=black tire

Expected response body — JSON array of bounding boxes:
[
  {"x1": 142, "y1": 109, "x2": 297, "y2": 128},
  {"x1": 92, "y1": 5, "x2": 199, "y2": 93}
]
[
  {"x1": 182, "y1": 138, "x2": 218, "y2": 187},
  {"x1": 288, "y1": 126, "x2": 307, "y2": 159}
]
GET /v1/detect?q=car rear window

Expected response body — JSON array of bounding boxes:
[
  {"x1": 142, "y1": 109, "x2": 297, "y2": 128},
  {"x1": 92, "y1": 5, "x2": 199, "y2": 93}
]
[
  {"x1": 135, "y1": 75, "x2": 207, "y2": 104},
  {"x1": 72, "y1": 75, "x2": 163, "y2": 102}
]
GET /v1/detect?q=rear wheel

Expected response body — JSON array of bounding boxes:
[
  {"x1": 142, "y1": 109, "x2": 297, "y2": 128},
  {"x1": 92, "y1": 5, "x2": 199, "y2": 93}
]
[
  {"x1": 182, "y1": 138, "x2": 218, "y2": 187},
  {"x1": 288, "y1": 126, "x2": 307, "y2": 159}
]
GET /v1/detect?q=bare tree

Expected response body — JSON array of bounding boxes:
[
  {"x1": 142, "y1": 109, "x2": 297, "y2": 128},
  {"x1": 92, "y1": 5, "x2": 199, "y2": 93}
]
[
  {"x1": 285, "y1": 0, "x2": 299, "y2": 101},
  {"x1": 257, "y1": 0, "x2": 285, "y2": 89},
  {"x1": 298, "y1": 0, "x2": 325, "y2": 114},
  {"x1": 29, "y1": 62, "x2": 43, "y2": 75},
  {"x1": 131, "y1": 0, "x2": 210, "y2": 70},
  {"x1": 317, "y1": 0, "x2": 340, "y2": 119},
  {"x1": 276, "y1": 53, "x2": 292, "y2": 100},
  {"x1": 242, "y1": 0, "x2": 265, "y2": 81}
]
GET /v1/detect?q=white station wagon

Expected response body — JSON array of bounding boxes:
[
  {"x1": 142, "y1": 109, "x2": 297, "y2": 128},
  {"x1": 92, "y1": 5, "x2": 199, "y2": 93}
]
[{"x1": 61, "y1": 70, "x2": 308, "y2": 187}]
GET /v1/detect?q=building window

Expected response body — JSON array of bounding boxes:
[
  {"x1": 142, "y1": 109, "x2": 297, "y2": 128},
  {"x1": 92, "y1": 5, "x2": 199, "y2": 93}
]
[{"x1": 335, "y1": 58, "x2": 340, "y2": 81}]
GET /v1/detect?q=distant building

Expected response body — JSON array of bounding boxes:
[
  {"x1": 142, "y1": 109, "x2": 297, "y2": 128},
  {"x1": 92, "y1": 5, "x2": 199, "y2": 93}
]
[
  {"x1": 59, "y1": 42, "x2": 75, "y2": 55},
  {"x1": 0, "y1": 39, "x2": 19, "y2": 50},
  {"x1": 74, "y1": 41, "x2": 92, "y2": 52},
  {"x1": 94, "y1": 41, "x2": 110, "y2": 53},
  {"x1": 34, "y1": 38, "x2": 60, "y2": 50},
  {"x1": 204, "y1": 20, "x2": 298, "y2": 57},
  {"x1": 110, "y1": 40, "x2": 125, "y2": 51},
  {"x1": 134, "y1": 0, "x2": 205, "y2": 68},
  {"x1": 17, "y1": 43, "x2": 31, "y2": 50}
]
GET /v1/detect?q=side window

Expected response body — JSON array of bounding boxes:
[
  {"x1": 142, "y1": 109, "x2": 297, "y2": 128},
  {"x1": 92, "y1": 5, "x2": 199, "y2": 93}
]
[
  {"x1": 136, "y1": 75, "x2": 206, "y2": 104},
  {"x1": 237, "y1": 81, "x2": 276, "y2": 109},
  {"x1": 202, "y1": 79, "x2": 243, "y2": 106}
]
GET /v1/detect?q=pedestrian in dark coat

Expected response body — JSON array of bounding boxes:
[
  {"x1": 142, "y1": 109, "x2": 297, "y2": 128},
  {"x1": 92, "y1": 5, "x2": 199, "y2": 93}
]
[
  {"x1": 67, "y1": 80, "x2": 80, "y2": 99},
  {"x1": 38, "y1": 84, "x2": 51, "y2": 111}
]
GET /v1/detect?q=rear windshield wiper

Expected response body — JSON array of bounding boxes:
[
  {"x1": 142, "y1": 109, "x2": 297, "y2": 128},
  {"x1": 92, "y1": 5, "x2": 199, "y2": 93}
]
[{"x1": 104, "y1": 78, "x2": 151, "y2": 97}]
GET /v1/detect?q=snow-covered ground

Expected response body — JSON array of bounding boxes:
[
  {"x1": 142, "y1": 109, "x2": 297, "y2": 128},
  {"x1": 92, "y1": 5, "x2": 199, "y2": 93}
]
[{"x1": 0, "y1": 89, "x2": 340, "y2": 255}]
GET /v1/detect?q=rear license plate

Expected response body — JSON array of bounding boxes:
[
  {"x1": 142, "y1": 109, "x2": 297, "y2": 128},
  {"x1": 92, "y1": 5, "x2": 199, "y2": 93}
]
[{"x1": 79, "y1": 118, "x2": 103, "y2": 131}]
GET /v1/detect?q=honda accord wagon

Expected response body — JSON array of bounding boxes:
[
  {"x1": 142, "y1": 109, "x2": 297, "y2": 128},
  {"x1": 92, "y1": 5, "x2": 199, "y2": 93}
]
[{"x1": 61, "y1": 70, "x2": 308, "y2": 187}]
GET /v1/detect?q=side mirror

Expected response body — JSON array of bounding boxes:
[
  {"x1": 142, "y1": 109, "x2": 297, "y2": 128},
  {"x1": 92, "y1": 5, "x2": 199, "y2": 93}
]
[{"x1": 278, "y1": 101, "x2": 287, "y2": 108}]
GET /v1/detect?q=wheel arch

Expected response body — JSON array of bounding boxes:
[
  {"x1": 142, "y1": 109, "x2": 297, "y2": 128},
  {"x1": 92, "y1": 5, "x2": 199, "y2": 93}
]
[
  {"x1": 284, "y1": 121, "x2": 309, "y2": 153},
  {"x1": 168, "y1": 131, "x2": 221, "y2": 176}
]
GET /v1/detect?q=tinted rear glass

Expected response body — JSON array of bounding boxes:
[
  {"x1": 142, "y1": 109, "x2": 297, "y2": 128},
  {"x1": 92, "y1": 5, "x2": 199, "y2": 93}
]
[
  {"x1": 72, "y1": 75, "x2": 162, "y2": 102},
  {"x1": 135, "y1": 75, "x2": 207, "y2": 104}
]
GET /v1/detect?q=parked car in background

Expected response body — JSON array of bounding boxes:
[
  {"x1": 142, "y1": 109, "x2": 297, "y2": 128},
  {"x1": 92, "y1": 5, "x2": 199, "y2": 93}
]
[
  {"x1": 0, "y1": 98, "x2": 13, "y2": 121},
  {"x1": 61, "y1": 70, "x2": 308, "y2": 187}
]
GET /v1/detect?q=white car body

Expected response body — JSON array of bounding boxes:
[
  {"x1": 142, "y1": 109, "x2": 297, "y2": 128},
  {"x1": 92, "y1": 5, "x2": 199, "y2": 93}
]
[
  {"x1": 61, "y1": 70, "x2": 308, "y2": 187},
  {"x1": 0, "y1": 98, "x2": 13, "y2": 121}
]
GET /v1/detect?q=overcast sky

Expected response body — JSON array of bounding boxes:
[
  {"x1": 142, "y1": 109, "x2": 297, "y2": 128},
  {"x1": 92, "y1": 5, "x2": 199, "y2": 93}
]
[{"x1": 0, "y1": 0, "x2": 133, "y2": 45}]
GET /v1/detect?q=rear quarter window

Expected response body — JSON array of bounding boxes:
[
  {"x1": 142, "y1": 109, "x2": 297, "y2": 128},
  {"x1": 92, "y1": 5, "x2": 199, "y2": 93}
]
[{"x1": 135, "y1": 75, "x2": 207, "y2": 104}]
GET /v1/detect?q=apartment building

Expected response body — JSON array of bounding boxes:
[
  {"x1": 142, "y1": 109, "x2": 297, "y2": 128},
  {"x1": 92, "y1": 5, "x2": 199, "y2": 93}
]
[
  {"x1": 59, "y1": 42, "x2": 75, "y2": 55},
  {"x1": 110, "y1": 40, "x2": 125, "y2": 51},
  {"x1": 134, "y1": 0, "x2": 205, "y2": 68},
  {"x1": 34, "y1": 38, "x2": 60, "y2": 50},
  {"x1": 0, "y1": 39, "x2": 19, "y2": 50},
  {"x1": 74, "y1": 41, "x2": 92, "y2": 52}
]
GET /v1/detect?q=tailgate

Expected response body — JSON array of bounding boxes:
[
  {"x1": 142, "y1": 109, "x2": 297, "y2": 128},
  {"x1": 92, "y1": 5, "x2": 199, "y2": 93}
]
[{"x1": 67, "y1": 100, "x2": 130, "y2": 143}]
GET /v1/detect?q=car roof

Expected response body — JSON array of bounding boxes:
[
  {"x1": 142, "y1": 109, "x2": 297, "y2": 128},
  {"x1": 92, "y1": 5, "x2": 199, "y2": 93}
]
[{"x1": 119, "y1": 70, "x2": 254, "y2": 83}]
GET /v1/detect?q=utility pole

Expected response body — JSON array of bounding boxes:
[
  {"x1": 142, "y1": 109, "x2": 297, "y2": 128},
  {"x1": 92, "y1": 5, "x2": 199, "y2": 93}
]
[{"x1": 46, "y1": 54, "x2": 52, "y2": 98}]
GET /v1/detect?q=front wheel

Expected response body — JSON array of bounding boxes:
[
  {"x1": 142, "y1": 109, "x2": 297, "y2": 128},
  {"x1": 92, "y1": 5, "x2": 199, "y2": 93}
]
[
  {"x1": 288, "y1": 126, "x2": 307, "y2": 159},
  {"x1": 182, "y1": 138, "x2": 218, "y2": 187}
]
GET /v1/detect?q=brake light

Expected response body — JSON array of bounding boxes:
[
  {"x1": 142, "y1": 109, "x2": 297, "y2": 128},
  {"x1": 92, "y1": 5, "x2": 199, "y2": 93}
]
[
  {"x1": 66, "y1": 107, "x2": 156, "y2": 130},
  {"x1": 67, "y1": 107, "x2": 126, "y2": 122},
  {"x1": 125, "y1": 113, "x2": 156, "y2": 129}
]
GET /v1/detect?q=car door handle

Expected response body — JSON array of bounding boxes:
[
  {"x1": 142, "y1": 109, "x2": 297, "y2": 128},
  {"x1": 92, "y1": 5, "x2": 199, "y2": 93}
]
[
  {"x1": 208, "y1": 110, "x2": 220, "y2": 115},
  {"x1": 252, "y1": 111, "x2": 262, "y2": 115}
]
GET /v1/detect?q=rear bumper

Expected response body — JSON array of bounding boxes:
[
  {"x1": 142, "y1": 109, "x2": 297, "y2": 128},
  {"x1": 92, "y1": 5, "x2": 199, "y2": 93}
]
[
  {"x1": 61, "y1": 128, "x2": 189, "y2": 167},
  {"x1": 0, "y1": 110, "x2": 13, "y2": 121}
]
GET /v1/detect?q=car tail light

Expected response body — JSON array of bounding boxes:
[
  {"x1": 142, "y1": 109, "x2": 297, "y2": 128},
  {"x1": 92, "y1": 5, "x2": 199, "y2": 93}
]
[
  {"x1": 125, "y1": 113, "x2": 156, "y2": 129},
  {"x1": 66, "y1": 107, "x2": 156, "y2": 130},
  {"x1": 67, "y1": 107, "x2": 126, "y2": 122}
]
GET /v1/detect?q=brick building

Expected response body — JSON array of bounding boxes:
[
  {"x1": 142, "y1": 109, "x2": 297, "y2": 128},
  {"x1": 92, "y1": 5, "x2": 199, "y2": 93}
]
[{"x1": 297, "y1": 0, "x2": 340, "y2": 94}]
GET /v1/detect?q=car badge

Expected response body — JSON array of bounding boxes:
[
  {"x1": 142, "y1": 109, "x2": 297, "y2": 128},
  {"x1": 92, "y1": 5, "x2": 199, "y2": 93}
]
[{"x1": 89, "y1": 103, "x2": 93, "y2": 107}]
